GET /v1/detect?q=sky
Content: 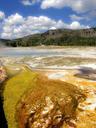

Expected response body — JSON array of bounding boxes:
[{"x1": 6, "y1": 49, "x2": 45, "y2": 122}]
[{"x1": 0, "y1": 0, "x2": 96, "y2": 39}]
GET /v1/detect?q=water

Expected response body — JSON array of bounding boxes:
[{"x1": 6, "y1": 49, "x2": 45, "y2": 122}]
[
  {"x1": 0, "y1": 48, "x2": 65, "y2": 57},
  {"x1": 0, "y1": 47, "x2": 96, "y2": 58}
]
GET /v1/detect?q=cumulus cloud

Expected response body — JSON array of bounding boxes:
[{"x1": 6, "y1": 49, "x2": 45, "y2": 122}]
[
  {"x1": 0, "y1": 11, "x2": 5, "y2": 20},
  {"x1": 70, "y1": 21, "x2": 89, "y2": 29},
  {"x1": 0, "y1": 13, "x2": 89, "y2": 39},
  {"x1": 41, "y1": 0, "x2": 96, "y2": 13},
  {"x1": 21, "y1": 0, "x2": 40, "y2": 5},
  {"x1": 4, "y1": 13, "x2": 24, "y2": 25}
]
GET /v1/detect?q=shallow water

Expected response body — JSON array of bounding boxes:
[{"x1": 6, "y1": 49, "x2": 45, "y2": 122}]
[
  {"x1": 0, "y1": 48, "x2": 66, "y2": 57},
  {"x1": 0, "y1": 47, "x2": 96, "y2": 58}
]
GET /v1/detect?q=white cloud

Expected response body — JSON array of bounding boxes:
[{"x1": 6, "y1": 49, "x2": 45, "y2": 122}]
[
  {"x1": 70, "y1": 21, "x2": 89, "y2": 29},
  {"x1": 4, "y1": 13, "x2": 24, "y2": 25},
  {"x1": 21, "y1": 0, "x2": 33, "y2": 5},
  {"x1": 70, "y1": 14, "x2": 84, "y2": 21},
  {"x1": 21, "y1": 0, "x2": 40, "y2": 6},
  {"x1": 21, "y1": 0, "x2": 96, "y2": 22},
  {"x1": 0, "y1": 11, "x2": 5, "y2": 20},
  {"x1": 41, "y1": 0, "x2": 96, "y2": 13},
  {"x1": 0, "y1": 13, "x2": 89, "y2": 39},
  {"x1": 85, "y1": 10, "x2": 96, "y2": 20},
  {"x1": 70, "y1": 21, "x2": 81, "y2": 29}
]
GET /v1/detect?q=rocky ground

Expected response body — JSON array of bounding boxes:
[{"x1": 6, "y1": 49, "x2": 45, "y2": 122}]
[
  {"x1": 0, "y1": 66, "x2": 7, "y2": 84},
  {"x1": 16, "y1": 74, "x2": 84, "y2": 128},
  {"x1": 1, "y1": 54, "x2": 96, "y2": 128},
  {"x1": 16, "y1": 68, "x2": 96, "y2": 128}
]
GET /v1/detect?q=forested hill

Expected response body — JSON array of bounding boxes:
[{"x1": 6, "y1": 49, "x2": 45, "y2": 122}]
[
  {"x1": 0, "y1": 39, "x2": 10, "y2": 47},
  {"x1": 2, "y1": 28, "x2": 96, "y2": 47}
]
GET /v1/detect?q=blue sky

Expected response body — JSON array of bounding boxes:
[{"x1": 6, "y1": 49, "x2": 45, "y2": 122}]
[{"x1": 0, "y1": 0, "x2": 96, "y2": 39}]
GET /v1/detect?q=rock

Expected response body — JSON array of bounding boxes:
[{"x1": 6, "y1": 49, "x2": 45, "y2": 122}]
[
  {"x1": 0, "y1": 66, "x2": 7, "y2": 84},
  {"x1": 16, "y1": 75, "x2": 84, "y2": 128},
  {"x1": 75, "y1": 67, "x2": 96, "y2": 81}
]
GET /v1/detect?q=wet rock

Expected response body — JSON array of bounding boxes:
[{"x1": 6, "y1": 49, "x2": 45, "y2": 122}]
[
  {"x1": 75, "y1": 67, "x2": 96, "y2": 81},
  {"x1": 16, "y1": 75, "x2": 84, "y2": 128}
]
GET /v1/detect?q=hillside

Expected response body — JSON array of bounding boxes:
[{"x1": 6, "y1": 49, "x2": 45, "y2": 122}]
[
  {"x1": 2, "y1": 28, "x2": 96, "y2": 46},
  {"x1": 0, "y1": 39, "x2": 10, "y2": 47}
]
